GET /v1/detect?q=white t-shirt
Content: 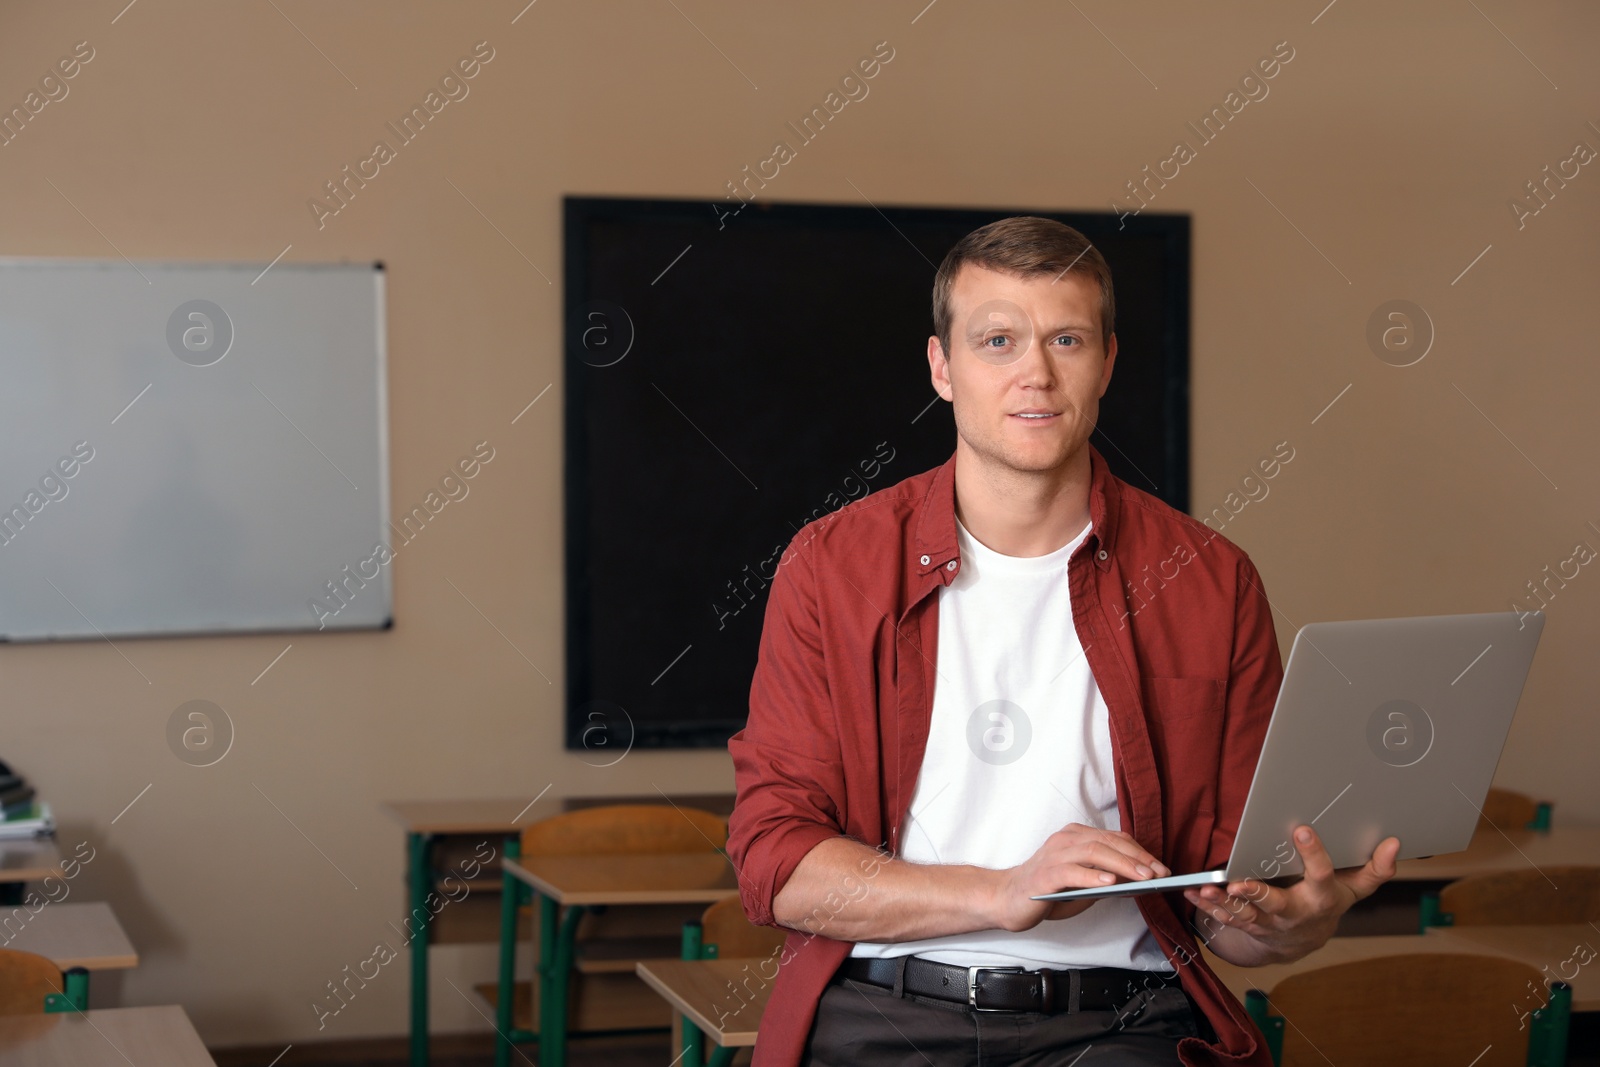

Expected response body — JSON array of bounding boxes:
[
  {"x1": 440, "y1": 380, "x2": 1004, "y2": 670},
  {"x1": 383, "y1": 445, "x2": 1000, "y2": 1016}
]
[{"x1": 851, "y1": 515, "x2": 1169, "y2": 970}]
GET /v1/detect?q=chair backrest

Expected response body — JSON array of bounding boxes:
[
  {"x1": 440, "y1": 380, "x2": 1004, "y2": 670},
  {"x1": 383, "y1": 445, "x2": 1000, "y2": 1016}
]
[
  {"x1": 1439, "y1": 866, "x2": 1600, "y2": 926},
  {"x1": 1479, "y1": 788, "x2": 1550, "y2": 832},
  {"x1": 1266, "y1": 953, "x2": 1545, "y2": 1067},
  {"x1": 0, "y1": 947, "x2": 63, "y2": 1015},
  {"x1": 699, "y1": 895, "x2": 786, "y2": 960},
  {"x1": 521, "y1": 803, "x2": 726, "y2": 857}
]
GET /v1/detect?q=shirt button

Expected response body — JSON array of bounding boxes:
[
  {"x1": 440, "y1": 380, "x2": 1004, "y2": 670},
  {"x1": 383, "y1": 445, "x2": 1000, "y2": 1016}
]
[
  {"x1": 919, "y1": 554, "x2": 930, "y2": 566},
  {"x1": 946, "y1": 560, "x2": 958, "y2": 571},
  {"x1": 1097, "y1": 549, "x2": 1108, "y2": 560}
]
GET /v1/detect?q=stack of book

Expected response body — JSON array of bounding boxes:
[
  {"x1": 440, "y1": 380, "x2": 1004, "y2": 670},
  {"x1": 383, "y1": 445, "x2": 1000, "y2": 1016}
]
[{"x1": 0, "y1": 763, "x2": 55, "y2": 840}]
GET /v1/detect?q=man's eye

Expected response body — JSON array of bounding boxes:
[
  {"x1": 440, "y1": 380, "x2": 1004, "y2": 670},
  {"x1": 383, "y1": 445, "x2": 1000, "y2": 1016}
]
[
  {"x1": 1053, "y1": 334, "x2": 1079, "y2": 346},
  {"x1": 983, "y1": 335, "x2": 1010, "y2": 348}
]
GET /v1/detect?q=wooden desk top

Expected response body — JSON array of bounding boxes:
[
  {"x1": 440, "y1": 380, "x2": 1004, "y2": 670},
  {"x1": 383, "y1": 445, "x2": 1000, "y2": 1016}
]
[
  {"x1": 380, "y1": 793, "x2": 737, "y2": 834},
  {"x1": 505, "y1": 852, "x2": 739, "y2": 906},
  {"x1": 1203, "y1": 924, "x2": 1600, "y2": 1012},
  {"x1": 636, "y1": 958, "x2": 768, "y2": 1045},
  {"x1": 1428, "y1": 923, "x2": 1600, "y2": 1010},
  {"x1": 3, "y1": 902, "x2": 139, "y2": 971},
  {"x1": 0, "y1": 1005, "x2": 215, "y2": 1066},
  {"x1": 379, "y1": 798, "x2": 561, "y2": 834},
  {"x1": 0, "y1": 838, "x2": 63, "y2": 884},
  {"x1": 1396, "y1": 824, "x2": 1600, "y2": 881}
]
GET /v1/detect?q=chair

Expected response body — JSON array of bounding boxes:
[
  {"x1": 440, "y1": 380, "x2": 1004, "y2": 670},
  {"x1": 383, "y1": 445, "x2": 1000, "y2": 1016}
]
[
  {"x1": 1421, "y1": 865, "x2": 1600, "y2": 929},
  {"x1": 486, "y1": 804, "x2": 728, "y2": 1066},
  {"x1": 0, "y1": 947, "x2": 64, "y2": 1015},
  {"x1": 520, "y1": 804, "x2": 727, "y2": 856},
  {"x1": 679, "y1": 896, "x2": 786, "y2": 1067},
  {"x1": 1479, "y1": 787, "x2": 1553, "y2": 832},
  {"x1": 1245, "y1": 953, "x2": 1569, "y2": 1067}
]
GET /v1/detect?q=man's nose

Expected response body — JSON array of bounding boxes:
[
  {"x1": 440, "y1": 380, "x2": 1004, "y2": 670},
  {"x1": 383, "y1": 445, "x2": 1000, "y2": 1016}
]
[{"x1": 1013, "y1": 327, "x2": 1055, "y2": 384}]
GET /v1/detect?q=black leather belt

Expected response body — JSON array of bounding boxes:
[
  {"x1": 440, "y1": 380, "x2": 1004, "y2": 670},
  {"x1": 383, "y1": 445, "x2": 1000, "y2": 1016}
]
[{"x1": 839, "y1": 955, "x2": 1179, "y2": 1014}]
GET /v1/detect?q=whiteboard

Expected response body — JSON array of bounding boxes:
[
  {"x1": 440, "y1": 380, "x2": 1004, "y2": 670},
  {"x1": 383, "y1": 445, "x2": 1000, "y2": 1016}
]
[{"x1": 0, "y1": 260, "x2": 391, "y2": 641}]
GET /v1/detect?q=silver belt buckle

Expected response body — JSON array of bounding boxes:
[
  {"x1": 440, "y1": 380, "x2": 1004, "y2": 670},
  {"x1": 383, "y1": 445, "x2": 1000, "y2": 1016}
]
[{"x1": 966, "y1": 965, "x2": 1023, "y2": 1011}]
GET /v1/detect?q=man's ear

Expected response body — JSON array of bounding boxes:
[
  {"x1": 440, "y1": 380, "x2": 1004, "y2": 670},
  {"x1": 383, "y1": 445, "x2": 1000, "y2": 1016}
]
[{"x1": 927, "y1": 335, "x2": 953, "y2": 401}]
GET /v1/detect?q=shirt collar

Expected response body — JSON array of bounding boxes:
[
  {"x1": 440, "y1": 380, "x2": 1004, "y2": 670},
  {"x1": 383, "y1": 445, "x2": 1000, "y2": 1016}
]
[{"x1": 912, "y1": 443, "x2": 1120, "y2": 578}]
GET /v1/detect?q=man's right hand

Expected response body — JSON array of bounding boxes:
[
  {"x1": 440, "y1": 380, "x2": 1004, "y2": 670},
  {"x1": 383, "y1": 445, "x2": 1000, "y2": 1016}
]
[
  {"x1": 992, "y1": 823, "x2": 1171, "y2": 931},
  {"x1": 771, "y1": 829, "x2": 1170, "y2": 944}
]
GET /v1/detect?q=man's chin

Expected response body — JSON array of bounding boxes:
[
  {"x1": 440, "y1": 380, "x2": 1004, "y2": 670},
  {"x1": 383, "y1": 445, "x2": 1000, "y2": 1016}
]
[
  {"x1": 993, "y1": 447, "x2": 1081, "y2": 475},
  {"x1": 956, "y1": 431, "x2": 1087, "y2": 475}
]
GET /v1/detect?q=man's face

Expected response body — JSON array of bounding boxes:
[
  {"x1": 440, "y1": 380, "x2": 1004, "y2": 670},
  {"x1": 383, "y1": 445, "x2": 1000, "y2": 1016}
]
[{"x1": 927, "y1": 263, "x2": 1117, "y2": 477}]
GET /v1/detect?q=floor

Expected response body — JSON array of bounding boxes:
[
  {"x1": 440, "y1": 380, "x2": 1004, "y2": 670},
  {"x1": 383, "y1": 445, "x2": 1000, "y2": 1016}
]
[
  {"x1": 216, "y1": 1019, "x2": 1597, "y2": 1067},
  {"x1": 215, "y1": 1031, "x2": 686, "y2": 1067}
]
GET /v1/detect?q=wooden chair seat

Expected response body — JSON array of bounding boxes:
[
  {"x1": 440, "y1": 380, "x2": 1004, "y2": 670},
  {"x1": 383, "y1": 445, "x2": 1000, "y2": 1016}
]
[
  {"x1": 1439, "y1": 865, "x2": 1600, "y2": 926},
  {"x1": 521, "y1": 804, "x2": 726, "y2": 857},
  {"x1": 698, "y1": 896, "x2": 786, "y2": 960},
  {"x1": 0, "y1": 948, "x2": 63, "y2": 1016},
  {"x1": 1257, "y1": 952, "x2": 1561, "y2": 1066}
]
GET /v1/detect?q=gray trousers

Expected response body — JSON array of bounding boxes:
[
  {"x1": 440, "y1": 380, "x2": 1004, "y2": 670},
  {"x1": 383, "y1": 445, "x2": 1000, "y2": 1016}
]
[{"x1": 799, "y1": 970, "x2": 1208, "y2": 1067}]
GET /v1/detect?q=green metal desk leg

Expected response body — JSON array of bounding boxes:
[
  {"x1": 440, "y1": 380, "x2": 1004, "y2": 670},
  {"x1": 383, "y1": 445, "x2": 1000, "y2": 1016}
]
[
  {"x1": 407, "y1": 831, "x2": 432, "y2": 1067},
  {"x1": 707, "y1": 1048, "x2": 737, "y2": 1067},
  {"x1": 494, "y1": 836, "x2": 524, "y2": 1067},
  {"x1": 534, "y1": 893, "x2": 556, "y2": 1065},
  {"x1": 543, "y1": 903, "x2": 586, "y2": 1067},
  {"x1": 1417, "y1": 892, "x2": 1453, "y2": 932},
  {"x1": 1244, "y1": 989, "x2": 1284, "y2": 1066},
  {"x1": 42, "y1": 970, "x2": 91, "y2": 1012},
  {"x1": 64, "y1": 968, "x2": 89, "y2": 1011},
  {"x1": 1528, "y1": 980, "x2": 1572, "y2": 1067},
  {"x1": 680, "y1": 921, "x2": 705, "y2": 1067}
]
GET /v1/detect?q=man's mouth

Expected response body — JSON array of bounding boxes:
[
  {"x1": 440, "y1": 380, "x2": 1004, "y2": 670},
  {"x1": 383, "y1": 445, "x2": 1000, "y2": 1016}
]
[{"x1": 1010, "y1": 412, "x2": 1060, "y2": 421}]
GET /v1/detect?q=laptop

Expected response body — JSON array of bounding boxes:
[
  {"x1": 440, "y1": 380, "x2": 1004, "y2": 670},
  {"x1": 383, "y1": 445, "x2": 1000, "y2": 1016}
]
[{"x1": 1033, "y1": 610, "x2": 1546, "y2": 901}]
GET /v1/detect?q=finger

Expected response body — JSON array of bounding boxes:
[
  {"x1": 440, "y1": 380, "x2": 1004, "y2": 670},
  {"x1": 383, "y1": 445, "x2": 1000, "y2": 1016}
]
[
  {"x1": 1091, "y1": 838, "x2": 1172, "y2": 879},
  {"x1": 1194, "y1": 893, "x2": 1263, "y2": 931},
  {"x1": 1225, "y1": 880, "x2": 1291, "y2": 917},
  {"x1": 1292, "y1": 825, "x2": 1338, "y2": 884},
  {"x1": 1072, "y1": 841, "x2": 1163, "y2": 882},
  {"x1": 1339, "y1": 836, "x2": 1402, "y2": 899},
  {"x1": 1084, "y1": 833, "x2": 1172, "y2": 878},
  {"x1": 1045, "y1": 832, "x2": 1155, "y2": 880}
]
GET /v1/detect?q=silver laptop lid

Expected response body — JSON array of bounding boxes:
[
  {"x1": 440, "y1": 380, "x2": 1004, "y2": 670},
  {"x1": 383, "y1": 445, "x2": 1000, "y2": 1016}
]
[{"x1": 1224, "y1": 610, "x2": 1545, "y2": 884}]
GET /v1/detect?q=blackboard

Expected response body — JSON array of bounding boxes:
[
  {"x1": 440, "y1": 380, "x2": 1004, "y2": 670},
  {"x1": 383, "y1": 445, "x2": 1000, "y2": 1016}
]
[{"x1": 564, "y1": 198, "x2": 1189, "y2": 749}]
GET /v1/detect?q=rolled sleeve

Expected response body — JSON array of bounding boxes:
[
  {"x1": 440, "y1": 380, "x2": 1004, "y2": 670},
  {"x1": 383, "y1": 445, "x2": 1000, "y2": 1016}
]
[{"x1": 726, "y1": 537, "x2": 848, "y2": 928}]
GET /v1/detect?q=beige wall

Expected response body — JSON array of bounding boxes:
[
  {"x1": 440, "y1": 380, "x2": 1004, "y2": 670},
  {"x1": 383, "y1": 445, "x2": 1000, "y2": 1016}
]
[{"x1": 2, "y1": 0, "x2": 1596, "y2": 1048}]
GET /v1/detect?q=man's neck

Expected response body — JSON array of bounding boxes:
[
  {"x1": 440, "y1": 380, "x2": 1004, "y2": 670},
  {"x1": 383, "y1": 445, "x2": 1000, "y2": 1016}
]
[{"x1": 952, "y1": 442, "x2": 1093, "y2": 558}]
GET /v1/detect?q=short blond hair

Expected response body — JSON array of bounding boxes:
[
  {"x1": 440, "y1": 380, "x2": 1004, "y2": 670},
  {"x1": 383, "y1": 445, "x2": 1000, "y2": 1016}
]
[{"x1": 932, "y1": 216, "x2": 1114, "y2": 356}]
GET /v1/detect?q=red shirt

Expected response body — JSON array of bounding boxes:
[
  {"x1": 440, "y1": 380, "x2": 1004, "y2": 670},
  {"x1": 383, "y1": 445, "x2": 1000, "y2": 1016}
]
[{"x1": 726, "y1": 443, "x2": 1281, "y2": 1067}]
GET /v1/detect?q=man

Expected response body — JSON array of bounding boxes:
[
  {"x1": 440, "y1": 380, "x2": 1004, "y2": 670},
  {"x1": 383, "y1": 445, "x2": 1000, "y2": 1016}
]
[{"x1": 726, "y1": 216, "x2": 1399, "y2": 1066}]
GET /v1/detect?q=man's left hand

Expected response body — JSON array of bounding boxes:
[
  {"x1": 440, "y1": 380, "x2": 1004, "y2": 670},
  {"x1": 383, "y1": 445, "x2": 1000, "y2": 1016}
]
[{"x1": 1182, "y1": 826, "x2": 1401, "y2": 966}]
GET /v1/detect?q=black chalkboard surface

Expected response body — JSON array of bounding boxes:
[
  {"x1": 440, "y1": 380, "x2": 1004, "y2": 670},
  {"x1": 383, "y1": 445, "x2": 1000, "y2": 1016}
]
[{"x1": 563, "y1": 197, "x2": 1190, "y2": 751}]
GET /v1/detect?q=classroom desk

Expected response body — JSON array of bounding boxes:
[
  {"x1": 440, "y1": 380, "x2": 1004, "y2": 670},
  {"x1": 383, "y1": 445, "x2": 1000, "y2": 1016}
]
[
  {"x1": 1326, "y1": 823, "x2": 1600, "y2": 936},
  {"x1": 0, "y1": 838, "x2": 64, "y2": 885},
  {"x1": 1203, "y1": 924, "x2": 1600, "y2": 1012},
  {"x1": 495, "y1": 851, "x2": 739, "y2": 1067},
  {"x1": 636, "y1": 958, "x2": 766, "y2": 1050},
  {"x1": 380, "y1": 798, "x2": 560, "y2": 1067},
  {"x1": 1429, "y1": 924, "x2": 1600, "y2": 1010},
  {"x1": 0, "y1": 1004, "x2": 216, "y2": 1066},
  {"x1": 1395, "y1": 824, "x2": 1600, "y2": 881},
  {"x1": 1, "y1": 901, "x2": 139, "y2": 1010}
]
